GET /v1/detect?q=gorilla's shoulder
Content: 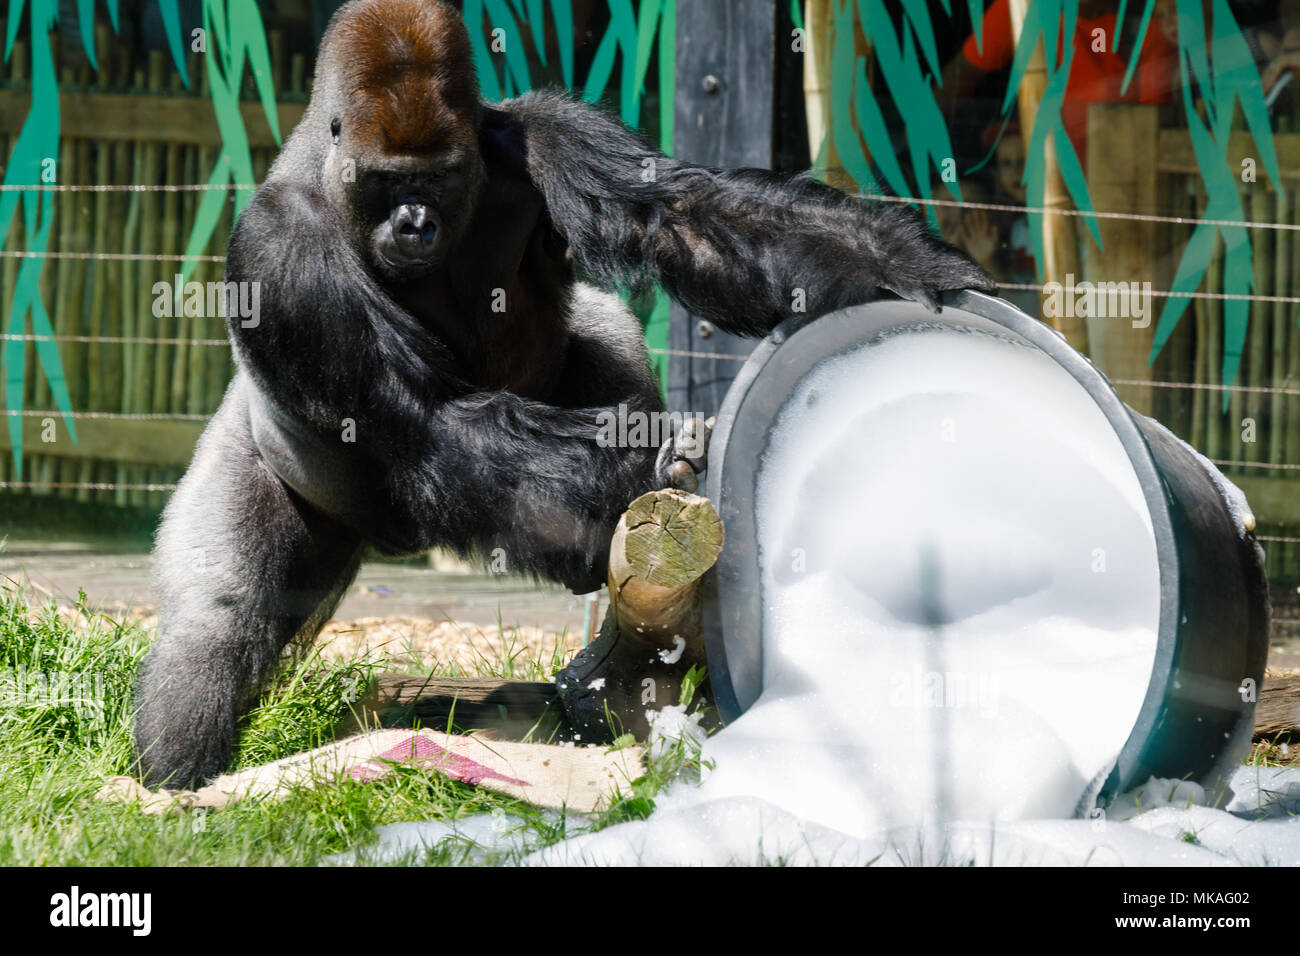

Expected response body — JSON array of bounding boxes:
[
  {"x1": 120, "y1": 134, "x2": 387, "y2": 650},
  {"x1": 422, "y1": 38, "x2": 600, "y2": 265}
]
[{"x1": 244, "y1": 179, "x2": 332, "y2": 224}]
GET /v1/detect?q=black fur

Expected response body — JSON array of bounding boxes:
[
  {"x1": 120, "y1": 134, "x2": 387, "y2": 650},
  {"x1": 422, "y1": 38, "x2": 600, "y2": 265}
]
[{"x1": 133, "y1": 0, "x2": 993, "y2": 789}]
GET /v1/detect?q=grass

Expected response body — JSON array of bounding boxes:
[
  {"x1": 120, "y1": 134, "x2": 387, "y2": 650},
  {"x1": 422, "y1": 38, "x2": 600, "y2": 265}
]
[
  {"x1": 0, "y1": 574, "x2": 706, "y2": 866},
  {"x1": 1, "y1": 569, "x2": 1294, "y2": 866}
]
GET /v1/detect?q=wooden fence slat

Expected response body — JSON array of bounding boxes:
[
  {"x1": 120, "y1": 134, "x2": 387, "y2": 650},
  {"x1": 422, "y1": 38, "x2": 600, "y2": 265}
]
[
  {"x1": 0, "y1": 90, "x2": 305, "y2": 149},
  {"x1": 0, "y1": 418, "x2": 203, "y2": 467}
]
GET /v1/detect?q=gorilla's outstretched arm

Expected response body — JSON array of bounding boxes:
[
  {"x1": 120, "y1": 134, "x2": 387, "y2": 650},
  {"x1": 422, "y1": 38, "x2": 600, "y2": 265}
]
[
  {"x1": 227, "y1": 181, "x2": 661, "y2": 591},
  {"x1": 501, "y1": 92, "x2": 995, "y2": 336}
]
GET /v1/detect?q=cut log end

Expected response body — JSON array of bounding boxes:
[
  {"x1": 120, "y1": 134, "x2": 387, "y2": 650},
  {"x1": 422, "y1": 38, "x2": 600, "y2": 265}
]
[{"x1": 617, "y1": 488, "x2": 725, "y2": 590}]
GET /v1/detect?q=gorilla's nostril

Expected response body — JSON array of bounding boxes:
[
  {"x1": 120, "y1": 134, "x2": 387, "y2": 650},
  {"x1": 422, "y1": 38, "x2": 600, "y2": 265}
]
[{"x1": 391, "y1": 202, "x2": 438, "y2": 254}]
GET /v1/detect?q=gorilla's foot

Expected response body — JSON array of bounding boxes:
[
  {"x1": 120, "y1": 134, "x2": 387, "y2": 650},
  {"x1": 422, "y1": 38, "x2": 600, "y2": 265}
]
[{"x1": 555, "y1": 619, "x2": 708, "y2": 744}]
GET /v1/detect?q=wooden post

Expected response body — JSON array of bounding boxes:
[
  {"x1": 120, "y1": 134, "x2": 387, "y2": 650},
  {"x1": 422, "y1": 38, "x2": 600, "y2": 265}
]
[
  {"x1": 668, "y1": 0, "x2": 776, "y2": 419},
  {"x1": 1083, "y1": 103, "x2": 1160, "y2": 416},
  {"x1": 802, "y1": 0, "x2": 865, "y2": 193},
  {"x1": 1007, "y1": 0, "x2": 1088, "y2": 355}
]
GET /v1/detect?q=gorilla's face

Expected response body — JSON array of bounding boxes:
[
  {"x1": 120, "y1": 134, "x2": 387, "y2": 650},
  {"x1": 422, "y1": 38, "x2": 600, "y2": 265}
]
[
  {"x1": 320, "y1": 0, "x2": 486, "y2": 281},
  {"x1": 347, "y1": 143, "x2": 484, "y2": 280}
]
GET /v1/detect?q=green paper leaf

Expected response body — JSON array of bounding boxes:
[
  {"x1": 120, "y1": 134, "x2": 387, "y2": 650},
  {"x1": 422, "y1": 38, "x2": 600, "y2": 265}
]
[
  {"x1": 158, "y1": 0, "x2": 191, "y2": 86},
  {"x1": 233, "y1": 0, "x2": 281, "y2": 145}
]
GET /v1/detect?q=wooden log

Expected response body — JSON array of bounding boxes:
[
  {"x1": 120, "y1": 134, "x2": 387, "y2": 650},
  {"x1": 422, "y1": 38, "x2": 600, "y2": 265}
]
[
  {"x1": 341, "y1": 675, "x2": 567, "y2": 741},
  {"x1": 556, "y1": 488, "x2": 724, "y2": 743},
  {"x1": 606, "y1": 489, "x2": 725, "y2": 647},
  {"x1": 1254, "y1": 675, "x2": 1300, "y2": 741}
]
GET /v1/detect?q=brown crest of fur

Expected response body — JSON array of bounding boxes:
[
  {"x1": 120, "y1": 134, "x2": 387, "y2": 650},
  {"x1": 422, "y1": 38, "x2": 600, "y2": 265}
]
[{"x1": 333, "y1": 0, "x2": 481, "y2": 156}]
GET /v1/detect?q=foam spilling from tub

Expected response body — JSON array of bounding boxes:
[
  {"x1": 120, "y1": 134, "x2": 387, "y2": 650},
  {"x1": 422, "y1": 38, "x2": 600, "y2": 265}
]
[{"x1": 726, "y1": 326, "x2": 1162, "y2": 831}]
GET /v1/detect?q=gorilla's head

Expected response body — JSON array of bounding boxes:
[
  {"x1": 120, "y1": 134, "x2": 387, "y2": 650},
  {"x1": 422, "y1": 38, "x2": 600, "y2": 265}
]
[{"x1": 311, "y1": 0, "x2": 486, "y2": 281}]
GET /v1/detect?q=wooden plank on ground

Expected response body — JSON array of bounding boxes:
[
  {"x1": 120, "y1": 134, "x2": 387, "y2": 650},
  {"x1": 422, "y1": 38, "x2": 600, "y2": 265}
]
[
  {"x1": 354, "y1": 675, "x2": 569, "y2": 742},
  {"x1": 1256, "y1": 674, "x2": 1300, "y2": 740}
]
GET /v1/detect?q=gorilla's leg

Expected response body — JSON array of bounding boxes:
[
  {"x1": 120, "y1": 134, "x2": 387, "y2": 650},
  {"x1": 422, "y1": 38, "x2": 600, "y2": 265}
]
[{"x1": 135, "y1": 381, "x2": 363, "y2": 789}]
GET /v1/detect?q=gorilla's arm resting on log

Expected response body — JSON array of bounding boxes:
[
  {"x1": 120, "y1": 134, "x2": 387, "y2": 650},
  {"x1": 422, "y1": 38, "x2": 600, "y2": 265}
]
[{"x1": 499, "y1": 91, "x2": 995, "y2": 335}]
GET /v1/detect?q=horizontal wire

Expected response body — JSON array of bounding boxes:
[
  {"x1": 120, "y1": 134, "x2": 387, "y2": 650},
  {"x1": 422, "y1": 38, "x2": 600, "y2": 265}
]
[
  {"x1": 0, "y1": 481, "x2": 177, "y2": 491},
  {"x1": 650, "y1": 361, "x2": 1300, "y2": 397},
  {"x1": 1210, "y1": 459, "x2": 1300, "y2": 471},
  {"x1": 873, "y1": 192, "x2": 1300, "y2": 234},
  {"x1": 3, "y1": 183, "x2": 1298, "y2": 235},
  {"x1": 0, "y1": 250, "x2": 225, "y2": 262},
  {"x1": 1, "y1": 334, "x2": 229, "y2": 346},
  {"x1": 1, "y1": 410, "x2": 1298, "y2": 467},
  {"x1": 649, "y1": 346, "x2": 749, "y2": 361},
  {"x1": 0, "y1": 184, "x2": 258, "y2": 192},
  {"x1": 998, "y1": 281, "x2": 1300, "y2": 305},
  {"x1": 2, "y1": 410, "x2": 210, "y2": 420},
  {"x1": 1257, "y1": 534, "x2": 1300, "y2": 544},
  {"x1": 1109, "y1": 378, "x2": 1300, "y2": 396}
]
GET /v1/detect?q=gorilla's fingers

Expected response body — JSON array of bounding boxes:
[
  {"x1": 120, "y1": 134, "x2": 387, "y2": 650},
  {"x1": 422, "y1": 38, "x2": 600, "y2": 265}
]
[
  {"x1": 666, "y1": 460, "x2": 699, "y2": 492},
  {"x1": 676, "y1": 416, "x2": 712, "y2": 474},
  {"x1": 654, "y1": 416, "x2": 712, "y2": 491}
]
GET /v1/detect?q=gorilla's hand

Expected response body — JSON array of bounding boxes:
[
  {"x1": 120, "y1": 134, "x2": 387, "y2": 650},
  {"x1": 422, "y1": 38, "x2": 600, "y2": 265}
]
[
  {"x1": 863, "y1": 212, "x2": 997, "y2": 314},
  {"x1": 654, "y1": 416, "x2": 714, "y2": 493}
]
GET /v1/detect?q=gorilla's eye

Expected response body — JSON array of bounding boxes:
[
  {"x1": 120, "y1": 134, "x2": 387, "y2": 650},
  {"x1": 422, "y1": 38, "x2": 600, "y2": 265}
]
[{"x1": 330, "y1": 117, "x2": 341, "y2": 144}]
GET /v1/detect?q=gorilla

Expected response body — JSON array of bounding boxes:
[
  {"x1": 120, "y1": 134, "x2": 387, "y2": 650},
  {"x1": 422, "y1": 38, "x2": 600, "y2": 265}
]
[{"x1": 134, "y1": 0, "x2": 994, "y2": 788}]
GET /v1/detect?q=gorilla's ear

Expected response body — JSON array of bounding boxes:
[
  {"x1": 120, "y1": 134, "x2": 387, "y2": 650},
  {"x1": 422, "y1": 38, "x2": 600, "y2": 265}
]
[{"x1": 479, "y1": 106, "x2": 528, "y2": 176}]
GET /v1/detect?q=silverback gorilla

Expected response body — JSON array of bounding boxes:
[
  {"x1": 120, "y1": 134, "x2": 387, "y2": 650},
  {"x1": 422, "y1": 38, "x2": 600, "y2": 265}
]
[{"x1": 134, "y1": 0, "x2": 994, "y2": 787}]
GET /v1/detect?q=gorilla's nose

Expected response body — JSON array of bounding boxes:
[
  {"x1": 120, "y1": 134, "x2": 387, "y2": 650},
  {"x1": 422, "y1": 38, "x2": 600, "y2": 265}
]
[{"x1": 390, "y1": 201, "x2": 439, "y2": 257}]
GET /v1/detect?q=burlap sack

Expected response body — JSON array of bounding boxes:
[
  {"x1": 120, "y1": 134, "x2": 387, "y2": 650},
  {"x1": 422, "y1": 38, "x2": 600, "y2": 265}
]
[{"x1": 99, "y1": 730, "x2": 645, "y2": 815}]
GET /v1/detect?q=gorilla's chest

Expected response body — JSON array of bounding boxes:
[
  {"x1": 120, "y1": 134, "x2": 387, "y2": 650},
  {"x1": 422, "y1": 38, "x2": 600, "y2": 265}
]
[{"x1": 398, "y1": 174, "x2": 573, "y2": 400}]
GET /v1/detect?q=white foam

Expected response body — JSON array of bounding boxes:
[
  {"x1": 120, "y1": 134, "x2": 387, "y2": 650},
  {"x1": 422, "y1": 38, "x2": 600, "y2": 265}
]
[{"x1": 723, "y1": 327, "x2": 1161, "y2": 832}]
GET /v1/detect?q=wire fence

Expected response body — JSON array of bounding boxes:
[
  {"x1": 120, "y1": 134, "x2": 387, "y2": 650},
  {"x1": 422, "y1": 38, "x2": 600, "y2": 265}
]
[{"x1": 1, "y1": 186, "x2": 1298, "y2": 519}]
